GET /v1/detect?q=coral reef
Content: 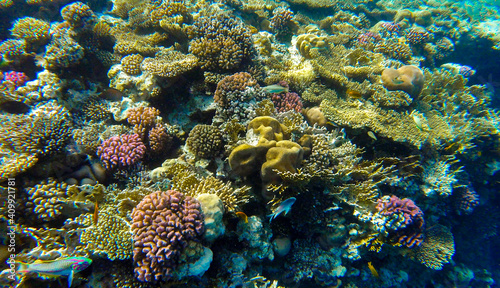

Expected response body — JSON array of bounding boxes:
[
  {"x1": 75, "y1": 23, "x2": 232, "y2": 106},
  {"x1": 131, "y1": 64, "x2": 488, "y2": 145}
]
[{"x1": 415, "y1": 225, "x2": 455, "y2": 270}]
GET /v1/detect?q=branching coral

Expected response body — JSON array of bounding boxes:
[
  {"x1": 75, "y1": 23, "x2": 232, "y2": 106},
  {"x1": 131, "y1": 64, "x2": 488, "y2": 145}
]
[
  {"x1": 97, "y1": 134, "x2": 146, "y2": 170},
  {"x1": 188, "y1": 13, "x2": 252, "y2": 71},
  {"x1": 75, "y1": 208, "x2": 133, "y2": 260},
  {"x1": 126, "y1": 106, "x2": 160, "y2": 140},
  {"x1": 131, "y1": 190, "x2": 204, "y2": 282},
  {"x1": 10, "y1": 17, "x2": 50, "y2": 44}
]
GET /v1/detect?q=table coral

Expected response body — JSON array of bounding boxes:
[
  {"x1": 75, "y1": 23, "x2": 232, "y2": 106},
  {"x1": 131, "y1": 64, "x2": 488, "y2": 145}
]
[
  {"x1": 416, "y1": 224, "x2": 455, "y2": 270},
  {"x1": 186, "y1": 124, "x2": 224, "y2": 159},
  {"x1": 76, "y1": 208, "x2": 133, "y2": 260},
  {"x1": 10, "y1": 17, "x2": 50, "y2": 44},
  {"x1": 131, "y1": 190, "x2": 204, "y2": 282},
  {"x1": 97, "y1": 134, "x2": 146, "y2": 170},
  {"x1": 141, "y1": 48, "x2": 199, "y2": 78}
]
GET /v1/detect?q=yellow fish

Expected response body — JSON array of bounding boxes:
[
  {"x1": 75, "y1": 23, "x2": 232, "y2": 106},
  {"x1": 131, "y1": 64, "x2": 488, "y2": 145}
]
[
  {"x1": 368, "y1": 261, "x2": 379, "y2": 278},
  {"x1": 235, "y1": 211, "x2": 248, "y2": 223}
]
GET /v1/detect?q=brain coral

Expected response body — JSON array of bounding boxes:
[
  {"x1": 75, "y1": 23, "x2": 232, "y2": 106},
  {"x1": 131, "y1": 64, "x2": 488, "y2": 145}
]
[
  {"x1": 131, "y1": 190, "x2": 204, "y2": 282},
  {"x1": 188, "y1": 13, "x2": 252, "y2": 71},
  {"x1": 97, "y1": 134, "x2": 146, "y2": 170},
  {"x1": 186, "y1": 124, "x2": 224, "y2": 159}
]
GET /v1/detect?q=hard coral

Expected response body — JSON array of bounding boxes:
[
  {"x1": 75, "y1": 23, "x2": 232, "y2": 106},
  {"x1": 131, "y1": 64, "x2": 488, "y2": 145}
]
[
  {"x1": 261, "y1": 140, "x2": 304, "y2": 185},
  {"x1": 141, "y1": 49, "x2": 199, "y2": 78},
  {"x1": 126, "y1": 106, "x2": 160, "y2": 140},
  {"x1": 77, "y1": 209, "x2": 133, "y2": 260},
  {"x1": 44, "y1": 28, "x2": 84, "y2": 68},
  {"x1": 61, "y1": 2, "x2": 96, "y2": 30},
  {"x1": 416, "y1": 225, "x2": 455, "y2": 270},
  {"x1": 131, "y1": 190, "x2": 204, "y2": 282},
  {"x1": 97, "y1": 134, "x2": 146, "y2": 170},
  {"x1": 214, "y1": 72, "x2": 258, "y2": 106},
  {"x1": 186, "y1": 124, "x2": 224, "y2": 159},
  {"x1": 10, "y1": 17, "x2": 50, "y2": 44},
  {"x1": 25, "y1": 179, "x2": 68, "y2": 221},
  {"x1": 271, "y1": 91, "x2": 303, "y2": 113},
  {"x1": 188, "y1": 13, "x2": 252, "y2": 71},
  {"x1": 376, "y1": 195, "x2": 425, "y2": 248},
  {"x1": 121, "y1": 54, "x2": 144, "y2": 75},
  {"x1": 295, "y1": 34, "x2": 328, "y2": 59},
  {"x1": 381, "y1": 65, "x2": 424, "y2": 97}
]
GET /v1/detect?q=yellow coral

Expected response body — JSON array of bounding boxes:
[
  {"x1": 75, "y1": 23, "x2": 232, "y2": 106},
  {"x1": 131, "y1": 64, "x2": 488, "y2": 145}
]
[
  {"x1": 416, "y1": 225, "x2": 455, "y2": 270},
  {"x1": 141, "y1": 48, "x2": 199, "y2": 78},
  {"x1": 10, "y1": 17, "x2": 50, "y2": 43},
  {"x1": 121, "y1": 54, "x2": 144, "y2": 75},
  {"x1": 261, "y1": 140, "x2": 304, "y2": 184},
  {"x1": 295, "y1": 34, "x2": 328, "y2": 59},
  {"x1": 77, "y1": 208, "x2": 133, "y2": 260}
]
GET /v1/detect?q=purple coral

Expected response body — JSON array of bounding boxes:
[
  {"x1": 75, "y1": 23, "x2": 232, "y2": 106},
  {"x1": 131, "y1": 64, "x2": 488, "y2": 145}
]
[
  {"x1": 131, "y1": 190, "x2": 204, "y2": 282},
  {"x1": 271, "y1": 82, "x2": 303, "y2": 113},
  {"x1": 3, "y1": 71, "x2": 28, "y2": 87},
  {"x1": 457, "y1": 187, "x2": 479, "y2": 215},
  {"x1": 376, "y1": 195, "x2": 425, "y2": 248},
  {"x1": 97, "y1": 134, "x2": 146, "y2": 170}
]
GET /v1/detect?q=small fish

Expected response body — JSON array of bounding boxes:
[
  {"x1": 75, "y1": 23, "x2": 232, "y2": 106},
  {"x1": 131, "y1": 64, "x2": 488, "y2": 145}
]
[
  {"x1": 367, "y1": 131, "x2": 377, "y2": 140},
  {"x1": 367, "y1": 261, "x2": 379, "y2": 278},
  {"x1": 268, "y1": 197, "x2": 296, "y2": 223},
  {"x1": 412, "y1": 114, "x2": 424, "y2": 131},
  {"x1": 235, "y1": 211, "x2": 248, "y2": 223},
  {"x1": 0, "y1": 100, "x2": 30, "y2": 114},
  {"x1": 93, "y1": 201, "x2": 98, "y2": 225},
  {"x1": 346, "y1": 89, "x2": 363, "y2": 99},
  {"x1": 99, "y1": 88, "x2": 124, "y2": 101},
  {"x1": 249, "y1": 275, "x2": 266, "y2": 282},
  {"x1": 262, "y1": 84, "x2": 289, "y2": 94},
  {"x1": 17, "y1": 257, "x2": 92, "y2": 288}
]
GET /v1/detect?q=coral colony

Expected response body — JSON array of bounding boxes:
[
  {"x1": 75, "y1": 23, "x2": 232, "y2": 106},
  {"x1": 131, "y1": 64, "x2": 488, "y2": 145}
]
[{"x1": 0, "y1": 0, "x2": 499, "y2": 287}]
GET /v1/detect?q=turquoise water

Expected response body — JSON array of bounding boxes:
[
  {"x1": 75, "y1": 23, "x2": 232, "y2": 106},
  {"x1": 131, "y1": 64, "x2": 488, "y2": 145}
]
[{"x1": 0, "y1": 0, "x2": 499, "y2": 287}]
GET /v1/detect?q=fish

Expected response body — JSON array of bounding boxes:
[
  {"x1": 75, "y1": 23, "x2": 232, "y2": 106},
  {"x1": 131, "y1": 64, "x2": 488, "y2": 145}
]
[
  {"x1": 93, "y1": 201, "x2": 98, "y2": 225},
  {"x1": 268, "y1": 197, "x2": 296, "y2": 223},
  {"x1": 367, "y1": 131, "x2": 377, "y2": 140},
  {"x1": 235, "y1": 211, "x2": 248, "y2": 223},
  {"x1": 262, "y1": 84, "x2": 289, "y2": 94},
  {"x1": 0, "y1": 100, "x2": 30, "y2": 114},
  {"x1": 16, "y1": 257, "x2": 92, "y2": 287},
  {"x1": 367, "y1": 261, "x2": 379, "y2": 278},
  {"x1": 346, "y1": 89, "x2": 363, "y2": 99},
  {"x1": 99, "y1": 88, "x2": 124, "y2": 101}
]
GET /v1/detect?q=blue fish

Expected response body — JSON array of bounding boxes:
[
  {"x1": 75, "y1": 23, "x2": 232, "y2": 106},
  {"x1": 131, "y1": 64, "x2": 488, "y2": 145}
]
[
  {"x1": 268, "y1": 197, "x2": 296, "y2": 223},
  {"x1": 17, "y1": 257, "x2": 92, "y2": 287}
]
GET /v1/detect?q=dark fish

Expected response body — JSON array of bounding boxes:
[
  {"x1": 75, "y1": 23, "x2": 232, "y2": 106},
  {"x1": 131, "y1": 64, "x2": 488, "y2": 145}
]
[
  {"x1": 0, "y1": 100, "x2": 30, "y2": 114},
  {"x1": 100, "y1": 88, "x2": 124, "y2": 101}
]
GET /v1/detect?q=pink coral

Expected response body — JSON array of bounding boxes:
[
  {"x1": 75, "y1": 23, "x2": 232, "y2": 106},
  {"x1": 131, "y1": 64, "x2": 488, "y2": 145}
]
[
  {"x1": 131, "y1": 190, "x2": 204, "y2": 282},
  {"x1": 3, "y1": 71, "x2": 28, "y2": 87},
  {"x1": 377, "y1": 195, "x2": 425, "y2": 248},
  {"x1": 97, "y1": 134, "x2": 146, "y2": 170},
  {"x1": 271, "y1": 91, "x2": 303, "y2": 113}
]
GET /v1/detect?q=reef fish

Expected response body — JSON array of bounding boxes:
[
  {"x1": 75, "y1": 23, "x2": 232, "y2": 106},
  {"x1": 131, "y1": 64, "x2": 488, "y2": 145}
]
[
  {"x1": 262, "y1": 84, "x2": 289, "y2": 94},
  {"x1": 17, "y1": 257, "x2": 92, "y2": 287},
  {"x1": 268, "y1": 197, "x2": 296, "y2": 223},
  {"x1": 235, "y1": 211, "x2": 248, "y2": 223},
  {"x1": 367, "y1": 261, "x2": 379, "y2": 278}
]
